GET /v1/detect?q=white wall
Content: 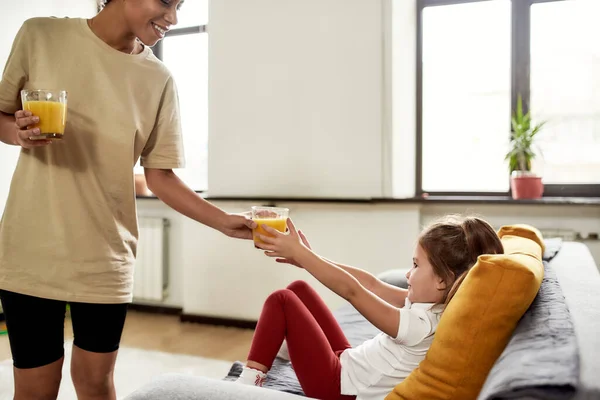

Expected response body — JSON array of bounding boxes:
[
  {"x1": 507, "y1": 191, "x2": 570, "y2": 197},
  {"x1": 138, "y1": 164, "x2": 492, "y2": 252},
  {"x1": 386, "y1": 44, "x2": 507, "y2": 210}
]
[
  {"x1": 0, "y1": 0, "x2": 97, "y2": 212},
  {"x1": 207, "y1": 0, "x2": 385, "y2": 199},
  {"x1": 386, "y1": 0, "x2": 417, "y2": 198}
]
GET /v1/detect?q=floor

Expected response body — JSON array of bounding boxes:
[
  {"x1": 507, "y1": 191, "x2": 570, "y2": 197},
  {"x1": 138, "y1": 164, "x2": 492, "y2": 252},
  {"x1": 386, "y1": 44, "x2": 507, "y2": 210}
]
[{"x1": 0, "y1": 310, "x2": 255, "y2": 363}]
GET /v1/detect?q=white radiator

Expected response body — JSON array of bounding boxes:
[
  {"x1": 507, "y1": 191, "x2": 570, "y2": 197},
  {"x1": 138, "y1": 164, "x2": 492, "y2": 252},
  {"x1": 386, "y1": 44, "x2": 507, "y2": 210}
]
[{"x1": 134, "y1": 217, "x2": 170, "y2": 302}]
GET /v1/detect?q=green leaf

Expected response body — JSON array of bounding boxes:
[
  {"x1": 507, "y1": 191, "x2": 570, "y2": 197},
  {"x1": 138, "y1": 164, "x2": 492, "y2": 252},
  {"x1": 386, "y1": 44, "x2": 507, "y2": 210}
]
[{"x1": 530, "y1": 121, "x2": 546, "y2": 137}]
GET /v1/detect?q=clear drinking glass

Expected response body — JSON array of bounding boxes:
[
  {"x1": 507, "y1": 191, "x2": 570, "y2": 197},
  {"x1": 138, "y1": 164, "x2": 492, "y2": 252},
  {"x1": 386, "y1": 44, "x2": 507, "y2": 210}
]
[
  {"x1": 20, "y1": 89, "x2": 68, "y2": 140},
  {"x1": 251, "y1": 206, "x2": 290, "y2": 247}
]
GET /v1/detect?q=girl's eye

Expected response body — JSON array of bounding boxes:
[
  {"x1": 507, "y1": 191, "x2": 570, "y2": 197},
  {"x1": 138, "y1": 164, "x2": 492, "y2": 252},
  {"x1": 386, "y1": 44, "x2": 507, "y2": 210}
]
[{"x1": 413, "y1": 262, "x2": 418, "y2": 268}]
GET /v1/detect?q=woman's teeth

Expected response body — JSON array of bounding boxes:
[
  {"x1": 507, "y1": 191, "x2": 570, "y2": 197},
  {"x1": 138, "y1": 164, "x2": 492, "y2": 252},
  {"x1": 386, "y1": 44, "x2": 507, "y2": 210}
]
[{"x1": 153, "y1": 23, "x2": 166, "y2": 36}]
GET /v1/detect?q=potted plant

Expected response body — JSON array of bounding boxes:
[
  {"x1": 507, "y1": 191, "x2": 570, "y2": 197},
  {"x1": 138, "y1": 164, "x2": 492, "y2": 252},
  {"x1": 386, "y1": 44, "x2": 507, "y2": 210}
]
[{"x1": 505, "y1": 95, "x2": 546, "y2": 199}]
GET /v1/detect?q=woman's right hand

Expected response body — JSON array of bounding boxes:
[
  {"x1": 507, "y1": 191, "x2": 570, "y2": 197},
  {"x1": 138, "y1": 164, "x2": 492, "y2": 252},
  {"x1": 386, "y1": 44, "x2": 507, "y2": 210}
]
[
  {"x1": 275, "y1": 230, "x2": 312, "y2": 268},
  {"x1": 14, "y1": 110, "x2": 51, "y2": 148}
]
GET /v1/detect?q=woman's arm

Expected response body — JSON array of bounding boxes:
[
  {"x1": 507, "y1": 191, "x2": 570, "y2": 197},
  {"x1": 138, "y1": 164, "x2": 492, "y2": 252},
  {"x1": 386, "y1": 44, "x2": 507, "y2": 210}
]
[
  {"x1": 0, "y1": 112, "x2": 19, "y2": 145},
  {"x1": 144, "y1": 168, "x2": 256, "y2": 239}
]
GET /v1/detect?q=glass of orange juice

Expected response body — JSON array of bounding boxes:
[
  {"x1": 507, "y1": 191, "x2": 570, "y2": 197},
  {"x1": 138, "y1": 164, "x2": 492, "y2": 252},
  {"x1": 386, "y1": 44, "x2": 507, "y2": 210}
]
[
  {"x1": 251, "y1": 206, "x2": 289, "y2": 247},
  {"x1": 21, "y1": 89, "x2": 67, "y2": 140}
]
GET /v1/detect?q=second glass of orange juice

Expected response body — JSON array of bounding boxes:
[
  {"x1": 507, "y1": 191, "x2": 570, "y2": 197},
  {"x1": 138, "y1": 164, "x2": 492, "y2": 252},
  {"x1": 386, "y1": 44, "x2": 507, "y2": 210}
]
[
  {"x1": 251, "y1": 206, "x2": 290, "y2": 247},
  {"x1": 21, "y1": 89, "x2": 67, "y2": 140}
]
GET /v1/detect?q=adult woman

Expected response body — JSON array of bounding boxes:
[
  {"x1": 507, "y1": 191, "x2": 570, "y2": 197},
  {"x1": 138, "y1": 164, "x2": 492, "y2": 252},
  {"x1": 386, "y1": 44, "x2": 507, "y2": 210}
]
[{"x1": 0, "y1": 1, "x2": 255, "y2": 399}]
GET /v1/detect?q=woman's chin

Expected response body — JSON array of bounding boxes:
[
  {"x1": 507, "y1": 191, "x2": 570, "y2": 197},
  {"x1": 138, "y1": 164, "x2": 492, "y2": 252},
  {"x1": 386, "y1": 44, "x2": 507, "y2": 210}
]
[
  {"x1": 140, "y1": 38, "x2": 158, "y2": 48},
  {"x1": 136, "y1": 33, "x2": 160, "y2": 48}
]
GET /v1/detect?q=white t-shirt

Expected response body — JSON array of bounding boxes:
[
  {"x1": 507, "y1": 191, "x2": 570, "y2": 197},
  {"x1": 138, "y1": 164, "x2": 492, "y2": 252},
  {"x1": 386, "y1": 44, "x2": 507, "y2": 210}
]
[{"x1": 339, "y1": 298, "x2": 443, "y2": 400}]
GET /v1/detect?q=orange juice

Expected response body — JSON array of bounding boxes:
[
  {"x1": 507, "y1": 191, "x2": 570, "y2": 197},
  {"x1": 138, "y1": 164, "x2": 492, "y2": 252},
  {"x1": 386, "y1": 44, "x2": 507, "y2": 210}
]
[
  {"x1": 253, "y1": 218, "x2": 287, "y2": 245},
  {"x1": 23, "y1": 101, "x2": 67, "y2": 140}
]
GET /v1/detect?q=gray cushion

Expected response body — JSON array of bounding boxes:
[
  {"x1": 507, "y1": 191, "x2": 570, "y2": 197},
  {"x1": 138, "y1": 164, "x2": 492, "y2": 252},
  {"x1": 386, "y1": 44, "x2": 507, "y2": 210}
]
[{"x1": 377, "y1": 269, "x2": 409, "y2": 289}]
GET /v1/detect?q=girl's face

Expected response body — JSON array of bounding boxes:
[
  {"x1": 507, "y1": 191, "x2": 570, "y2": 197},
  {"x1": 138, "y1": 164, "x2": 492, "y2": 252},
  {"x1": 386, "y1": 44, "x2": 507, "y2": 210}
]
[
  {"x1": 405, "y1": 244, "x2": 446, "y2": 304},
  {"x1": 123, "y1": 0, "x2": 183, "y2": 46}
]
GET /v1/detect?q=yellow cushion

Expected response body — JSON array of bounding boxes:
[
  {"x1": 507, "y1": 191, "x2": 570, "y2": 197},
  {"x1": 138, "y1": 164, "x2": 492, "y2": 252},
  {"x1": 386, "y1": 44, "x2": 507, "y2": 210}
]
[
  {"x1": 497, "y1": 224, "x2": 545, "y2": 253},
  {"x1": 385, "y1": 225, "x2": 544, "y2": 400}
]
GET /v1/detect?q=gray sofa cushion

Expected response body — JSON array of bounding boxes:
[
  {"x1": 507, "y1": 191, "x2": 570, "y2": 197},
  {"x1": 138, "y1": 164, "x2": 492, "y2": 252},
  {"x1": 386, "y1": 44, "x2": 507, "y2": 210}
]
[
  {"x1": 543, "y1": 237, "x2": 563, "y2": 261},
  {"x1": 376, "y1": 269, "x2": 409, "y2": 289}
]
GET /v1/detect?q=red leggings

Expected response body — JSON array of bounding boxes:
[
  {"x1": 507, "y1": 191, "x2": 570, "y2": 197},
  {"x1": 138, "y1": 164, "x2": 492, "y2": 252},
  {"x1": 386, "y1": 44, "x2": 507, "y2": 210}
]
[{"x1": 247, "y1": 280, "x2": 355, "y2": 400}]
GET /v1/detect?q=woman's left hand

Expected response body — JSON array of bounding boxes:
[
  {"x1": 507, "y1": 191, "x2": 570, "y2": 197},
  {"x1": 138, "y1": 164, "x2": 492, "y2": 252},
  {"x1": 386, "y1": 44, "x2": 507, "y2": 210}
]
[
  {"x1": 256, "y1": 218, "x2": 306, "y2": 262},
  {"x1": 220, "y1": 212, "x2": 257, "y2": 240}
]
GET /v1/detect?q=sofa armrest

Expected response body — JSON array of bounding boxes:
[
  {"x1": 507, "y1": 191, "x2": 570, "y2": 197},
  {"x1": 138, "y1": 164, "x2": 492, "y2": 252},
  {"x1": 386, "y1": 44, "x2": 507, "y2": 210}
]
[
  {"x1": 551, "y1": 242, "x2": 600, "y2": 399},
  {"x1": 123, "y1": 374, "x2": 310, "y2": 400}
]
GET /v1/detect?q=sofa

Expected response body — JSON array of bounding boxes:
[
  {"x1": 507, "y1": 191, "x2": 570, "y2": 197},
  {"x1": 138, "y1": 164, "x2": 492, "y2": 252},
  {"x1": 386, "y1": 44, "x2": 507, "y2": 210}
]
[{"x1": 125, "y1": 239, "x2": 600, "y2": 400}]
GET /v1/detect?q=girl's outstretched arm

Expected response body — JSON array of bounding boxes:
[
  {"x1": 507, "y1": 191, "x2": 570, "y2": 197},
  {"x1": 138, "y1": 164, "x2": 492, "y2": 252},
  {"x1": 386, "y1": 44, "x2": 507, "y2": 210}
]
[
  {"x1": 276, "y1": 230, "x2": 408, "y2": 308},
  {"x1": 295, "y1": 249, "x2": 402, "y2": 337},
  {"x1": 323, "y1": 259, "x2": 408, "y2": 308},
  {"x1": 257, "y1": 219, "x2": 401, "y2": 338}
]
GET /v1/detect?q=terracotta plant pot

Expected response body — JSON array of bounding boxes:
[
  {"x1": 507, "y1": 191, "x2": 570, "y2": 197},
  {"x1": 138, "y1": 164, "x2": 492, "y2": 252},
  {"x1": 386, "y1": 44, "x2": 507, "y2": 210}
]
[
  {"x1": 134, "y1": 174, "x2": 153, "y2": 197},
  {"x1": 510, "y1": 171, "x2": 543, "y2": 200}
]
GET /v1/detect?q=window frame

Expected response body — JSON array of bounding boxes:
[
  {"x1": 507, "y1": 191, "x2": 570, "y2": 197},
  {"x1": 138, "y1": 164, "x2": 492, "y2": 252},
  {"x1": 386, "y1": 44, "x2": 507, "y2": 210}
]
[{"x1": 416, "y1": 0, "x2": 600, "y2": 197}]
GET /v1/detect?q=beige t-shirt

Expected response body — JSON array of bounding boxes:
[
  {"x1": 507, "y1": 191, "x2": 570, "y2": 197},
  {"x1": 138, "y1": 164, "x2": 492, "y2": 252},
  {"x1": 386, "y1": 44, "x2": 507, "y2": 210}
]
[{"x1": 0, "y1": 17, "x2": 185, "y2": 303}]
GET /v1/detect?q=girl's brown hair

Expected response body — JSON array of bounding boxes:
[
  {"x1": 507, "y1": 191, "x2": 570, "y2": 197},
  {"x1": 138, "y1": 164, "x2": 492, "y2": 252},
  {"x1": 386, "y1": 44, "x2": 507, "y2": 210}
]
[{"x1": 418, "y1": 215, "x2": 504, "y2": 307}]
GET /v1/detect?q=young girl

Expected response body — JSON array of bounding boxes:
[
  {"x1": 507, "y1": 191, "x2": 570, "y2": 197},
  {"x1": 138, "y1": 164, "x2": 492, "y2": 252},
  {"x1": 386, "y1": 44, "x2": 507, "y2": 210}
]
[{"x1": 236, "y1": 215, "x2": 504, "y2": 400}]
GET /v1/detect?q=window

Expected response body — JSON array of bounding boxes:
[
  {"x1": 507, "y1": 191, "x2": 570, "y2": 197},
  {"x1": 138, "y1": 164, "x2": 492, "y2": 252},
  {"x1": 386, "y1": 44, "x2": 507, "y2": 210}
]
[
  {"x1": 530, "y1": 0, "x2": 600, "y2": 186},
  {"x1": 138, "y1": 1, "x2": 209, "y2": 192},
  {"x1": 417, "y1": 0, "x2": 600, "y2": 197},
  {"x1": 420, "y1": 0, "x2": 511, "y2": 193}
]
